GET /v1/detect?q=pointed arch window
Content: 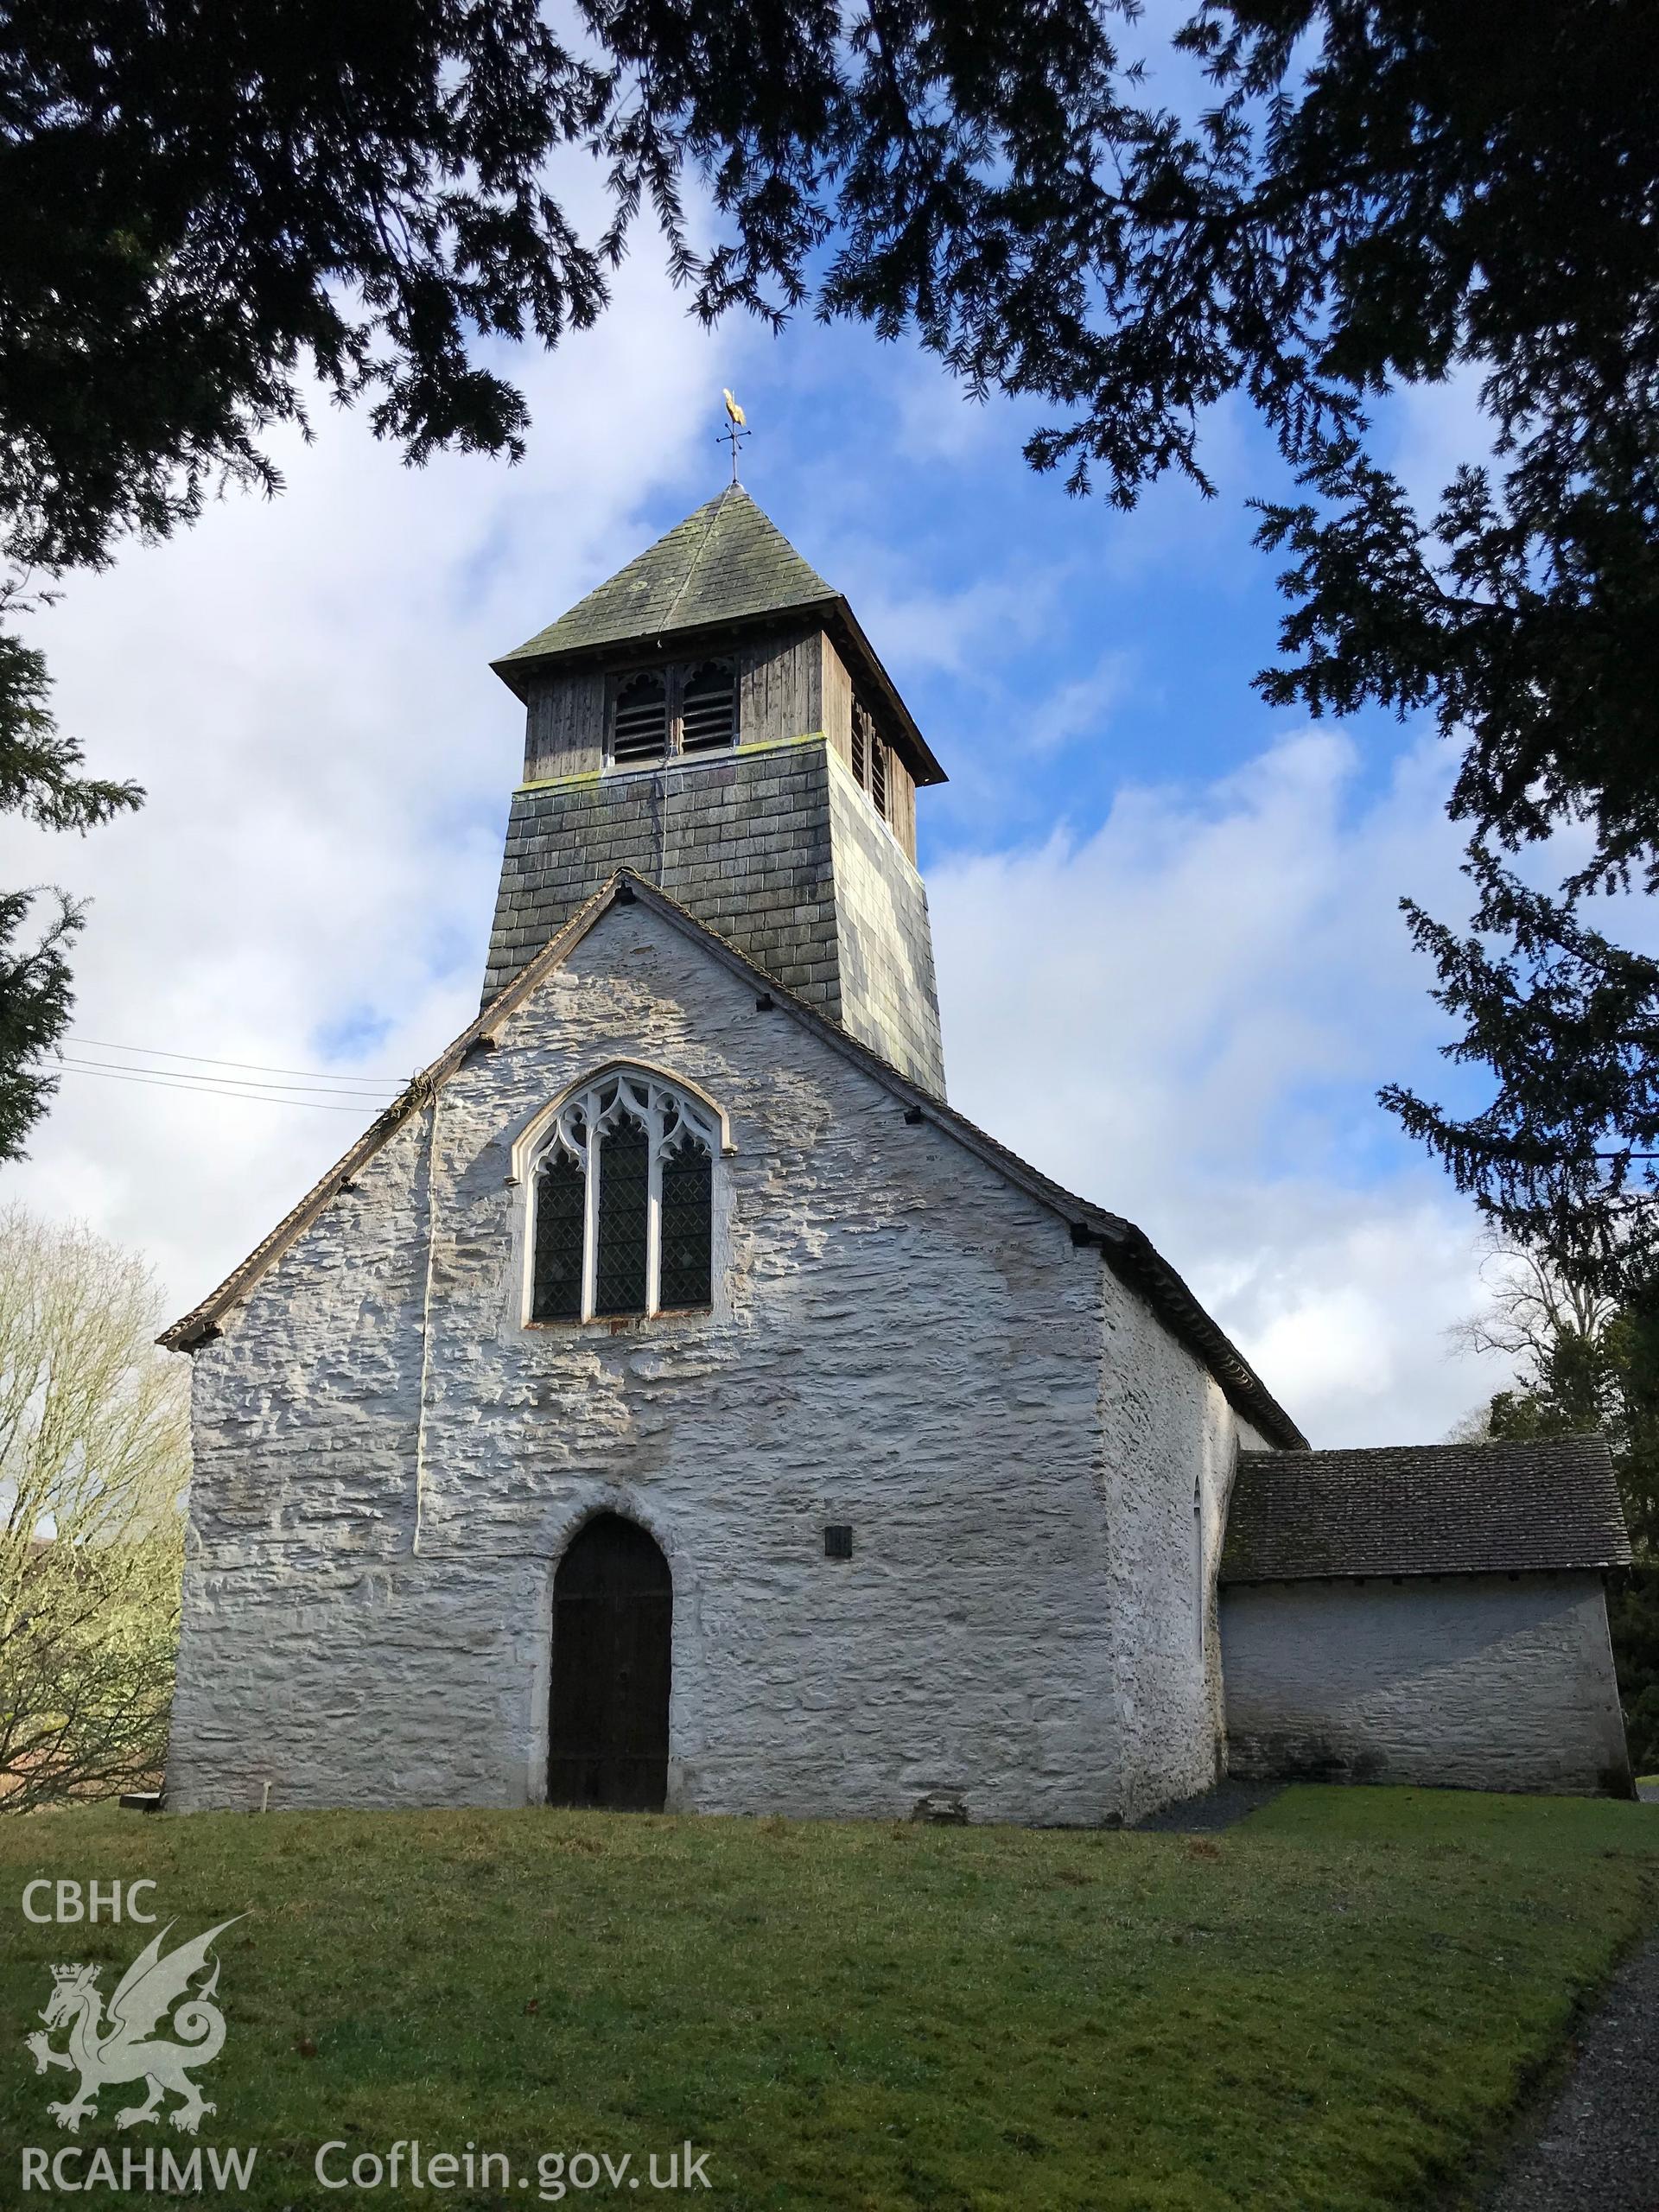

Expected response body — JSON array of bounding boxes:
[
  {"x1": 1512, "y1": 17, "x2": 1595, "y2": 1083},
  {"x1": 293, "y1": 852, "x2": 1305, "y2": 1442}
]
[{"x1": 528, "y1": 1072, "x2": 717, "y2": 1323}]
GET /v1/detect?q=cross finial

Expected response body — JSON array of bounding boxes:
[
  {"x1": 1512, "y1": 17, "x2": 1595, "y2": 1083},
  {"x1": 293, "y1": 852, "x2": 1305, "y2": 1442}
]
[{"x1": 719, "y1": 390, "x2": 750, "y2": 483}]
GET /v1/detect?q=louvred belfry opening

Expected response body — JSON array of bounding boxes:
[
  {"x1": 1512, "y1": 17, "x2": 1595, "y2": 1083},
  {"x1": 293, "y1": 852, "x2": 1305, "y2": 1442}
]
[
  {"x1": 680, "y1": 660, "x2": 736, "y2": 753},
  {"x1": 613, "y1": 671, "x2": 668, "y2": 764}
]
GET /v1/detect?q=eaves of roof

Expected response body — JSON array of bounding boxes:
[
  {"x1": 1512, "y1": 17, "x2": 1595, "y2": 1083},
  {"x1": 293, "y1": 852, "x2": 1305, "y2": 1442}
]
[{"x1": 493, "y1": 593, "x2": 946, "y2": 792}]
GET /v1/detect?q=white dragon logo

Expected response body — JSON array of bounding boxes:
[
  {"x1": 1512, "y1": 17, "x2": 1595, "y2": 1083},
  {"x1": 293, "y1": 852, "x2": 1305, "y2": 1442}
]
[{"x1": 25, "y1": 1917, "x2": 243, "y2": 2136}]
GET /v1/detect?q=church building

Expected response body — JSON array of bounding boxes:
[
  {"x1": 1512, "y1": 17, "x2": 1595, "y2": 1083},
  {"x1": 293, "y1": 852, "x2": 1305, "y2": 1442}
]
[{"x1": 162, "y1": 486, "x2": 1634, "y2": 1820}]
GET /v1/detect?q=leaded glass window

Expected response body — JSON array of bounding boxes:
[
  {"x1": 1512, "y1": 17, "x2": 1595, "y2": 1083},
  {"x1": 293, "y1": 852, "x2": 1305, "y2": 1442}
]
[
  {"x1": 531, "y1": 1148, "x2": 586, "y2": 1321},
  {"x1": 594, "y1": 1112, "x2": 650, "y2": 1316},
  {"x1": 659, "y1": 1135, "x2": 713, "y2": 1309},
  {"x1": 527, "y1": 1071, "x2": 718, "y2": 1323}
]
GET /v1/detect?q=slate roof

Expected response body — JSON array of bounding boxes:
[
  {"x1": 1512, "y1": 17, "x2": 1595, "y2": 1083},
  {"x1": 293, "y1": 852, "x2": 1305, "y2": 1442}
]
[
  {"x1": 496, "y1": 487, "x2": 835, "y2": 670},
  {"x1": 490, "y1": 486, "x2": 946, "y2": 786},
  {"x1": 1220, "y1": 1436, "x2": 1630, "y2": 1583},
  {"x1": 158, "y1": 871, "x2": 1306, "y2": 1450}
]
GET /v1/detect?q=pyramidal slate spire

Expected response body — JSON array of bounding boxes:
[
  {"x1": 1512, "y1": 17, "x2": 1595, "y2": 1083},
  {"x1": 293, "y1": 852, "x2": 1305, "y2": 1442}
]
[
  {"x1": 483, "y1": 487, "x2": 950, "y2": 1095},
  {"x1": 494, "y1": 487, "x2": 837, "y2": 671}
]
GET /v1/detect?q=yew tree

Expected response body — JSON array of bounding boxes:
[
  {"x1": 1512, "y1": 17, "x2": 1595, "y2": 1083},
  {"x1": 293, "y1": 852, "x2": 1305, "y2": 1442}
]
[{"x1": 0, "y1": 0, "x2": 1655, "y2": 1294}]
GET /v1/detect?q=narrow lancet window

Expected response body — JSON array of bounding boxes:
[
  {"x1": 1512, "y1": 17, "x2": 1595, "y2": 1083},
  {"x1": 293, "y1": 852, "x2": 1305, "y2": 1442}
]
[
  {"x1": 528, "y1": 1072, "x2": 718, "y2": 1324},
  {"x1": 531, "y1": 1149, "x2": 586, "y2": 1321},
  {"x1": 594, "y1": 1112, "x2": 650, "y2": 1317},
  {"x1": 659, "y1": 1135, "x2": 714, "y2": 1309}
]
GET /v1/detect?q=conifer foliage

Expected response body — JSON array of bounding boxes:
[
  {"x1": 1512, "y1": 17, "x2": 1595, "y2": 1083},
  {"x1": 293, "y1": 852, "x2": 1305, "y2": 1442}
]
[{"x1": 0, "y1": 0, "x2": 1654, "y2": 1260}]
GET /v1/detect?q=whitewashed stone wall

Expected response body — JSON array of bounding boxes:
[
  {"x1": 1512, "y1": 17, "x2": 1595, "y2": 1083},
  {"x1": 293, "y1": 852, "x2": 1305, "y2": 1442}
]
[
  {"x1": 1100, "y1": 1306, "x2": 1268, "y2": 1822},
  {"x1": 1220, "y1": 1573, "x2": 1631, "y2": 1796},
  {"x1": 169, "y1": 899, "x2": 1258, "y2": 1821}
]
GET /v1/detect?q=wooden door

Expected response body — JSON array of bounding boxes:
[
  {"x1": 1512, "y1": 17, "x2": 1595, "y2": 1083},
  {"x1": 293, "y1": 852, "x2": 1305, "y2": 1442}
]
[{"x1": 547, "y1": 1515, "x2": 672, "y2": 1811}]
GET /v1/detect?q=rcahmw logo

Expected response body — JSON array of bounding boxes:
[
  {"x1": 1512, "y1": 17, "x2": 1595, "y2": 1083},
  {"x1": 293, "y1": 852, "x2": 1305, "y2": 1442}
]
[{"x1": 22, "y1": 1885, "x2": 245, "y2": 2141}]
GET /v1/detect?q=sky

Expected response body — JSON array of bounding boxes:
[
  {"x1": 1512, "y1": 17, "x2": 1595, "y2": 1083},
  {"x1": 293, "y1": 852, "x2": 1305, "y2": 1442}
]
[{"x1": 0, "y1": 168, "x2": 1529, "y2": 1446}]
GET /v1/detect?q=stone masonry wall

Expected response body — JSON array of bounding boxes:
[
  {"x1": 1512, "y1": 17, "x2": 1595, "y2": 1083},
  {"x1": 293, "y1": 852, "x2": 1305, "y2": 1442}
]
[
  {"x1": 1220, "y1": 1572, "x2": 1630, "y2": 1795},
  {"x1": 169, "y1": 899, "x2": 1247, "y2": 1821},
  {"x1": 1099, "y1": 1275, "x2": 1255, "y2": 1821}
]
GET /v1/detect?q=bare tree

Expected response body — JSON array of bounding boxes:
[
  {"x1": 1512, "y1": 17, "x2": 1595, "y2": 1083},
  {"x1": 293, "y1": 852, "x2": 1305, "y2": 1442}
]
[
  {"x1": 1450, "y1": 1231, "x2": 1618, "y2": 1404},
  {"x1": 0, "y1": 1205, "x2": 188, "y2": 1808}
]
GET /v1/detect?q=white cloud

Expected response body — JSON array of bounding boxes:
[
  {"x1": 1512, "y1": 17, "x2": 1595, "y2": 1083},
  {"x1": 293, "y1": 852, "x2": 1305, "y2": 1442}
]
[
  {"x1": 0, "y1": 245, "x2": 766, "y2": 1312},
  {"x1": 928, "y1": 728, "x2": 1516, "y2": 1446},
  {"x1": 1383, "y1": 363, "x2": 1497, "y2": 517},
  {"x1": 828, "y1": 558, "x2": 1066, "y2": 681},
  {"x1": 1020, "y1": 653, "x2": 1138, "y2": 757},
  {"x1": 0, "y1": 259, "x2": 1518, "y2": 1452}
]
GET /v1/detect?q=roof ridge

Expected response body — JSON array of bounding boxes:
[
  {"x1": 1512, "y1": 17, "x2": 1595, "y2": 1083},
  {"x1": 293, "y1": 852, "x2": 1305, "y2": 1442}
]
[
  {"x1": 1239, "y1": 1433, "x2": 1613, "y2": 1460},
  {"x1": 658, "y1": 485, "x2": 735, "y2": 631}
]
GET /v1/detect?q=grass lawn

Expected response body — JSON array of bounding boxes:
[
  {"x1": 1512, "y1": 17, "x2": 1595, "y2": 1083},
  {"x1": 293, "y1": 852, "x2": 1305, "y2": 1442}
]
[{"x1": 2, "y1": 1787, "x2": 1656, "y2": 2210}]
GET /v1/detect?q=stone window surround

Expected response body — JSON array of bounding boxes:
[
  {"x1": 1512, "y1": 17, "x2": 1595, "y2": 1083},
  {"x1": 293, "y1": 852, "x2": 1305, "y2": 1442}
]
[{"x1": 513, "y1": 1063, "x2": 732, "y2": 1327}]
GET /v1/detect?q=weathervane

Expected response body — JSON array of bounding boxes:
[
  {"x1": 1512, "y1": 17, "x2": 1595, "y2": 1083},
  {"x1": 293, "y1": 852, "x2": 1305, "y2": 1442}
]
[{"x1": 719, "y1": 389, "x2": 750, "y2": 482}]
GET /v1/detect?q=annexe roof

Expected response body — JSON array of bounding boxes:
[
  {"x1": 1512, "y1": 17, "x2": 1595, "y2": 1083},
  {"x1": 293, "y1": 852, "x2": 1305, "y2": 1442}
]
[
  {"x1": 491, "y1": 486, "x2": 946, "y2": 788},
  {"x1": 1220, "y1": 1436, "x2": 1630, "y2": 1583},
  {"x1": 159, "y1": 872, "x2": 1306, "y2": 1449}
]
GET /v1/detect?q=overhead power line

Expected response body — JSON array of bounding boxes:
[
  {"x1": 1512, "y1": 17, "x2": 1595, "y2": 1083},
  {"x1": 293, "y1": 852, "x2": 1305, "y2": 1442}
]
[
  {"x1": 62, "y1": 1052, "x2": 400, "y2": 1103},
  {"x1": 54, "y1": 1062, "x2": 398, "y2": 1116},
  {"x1": 67, "y1": 1034, "x2": 405, "y2": 1089}
]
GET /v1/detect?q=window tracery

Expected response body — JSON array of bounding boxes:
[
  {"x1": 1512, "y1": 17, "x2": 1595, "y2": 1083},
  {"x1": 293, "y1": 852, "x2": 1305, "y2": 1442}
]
[{"x1": 529, "y1": 1071, "x2": 717, "y2": 1322}]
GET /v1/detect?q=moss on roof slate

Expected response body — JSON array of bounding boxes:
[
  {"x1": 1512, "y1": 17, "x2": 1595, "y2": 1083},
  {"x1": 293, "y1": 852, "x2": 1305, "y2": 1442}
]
[{"x1": 497, "y1": 486, "x2": 836, "y2": 667}]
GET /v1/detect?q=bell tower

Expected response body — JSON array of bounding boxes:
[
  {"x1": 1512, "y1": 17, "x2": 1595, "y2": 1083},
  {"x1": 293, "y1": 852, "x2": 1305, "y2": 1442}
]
[{"x1": 484, "y1": 486, "x2": 949, "y2": 1096}]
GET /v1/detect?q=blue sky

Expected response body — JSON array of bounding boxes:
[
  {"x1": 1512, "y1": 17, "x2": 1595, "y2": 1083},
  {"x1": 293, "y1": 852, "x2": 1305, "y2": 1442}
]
[{"x1": 0, "y1": 185, "x2": 1519, "y2": 1444}]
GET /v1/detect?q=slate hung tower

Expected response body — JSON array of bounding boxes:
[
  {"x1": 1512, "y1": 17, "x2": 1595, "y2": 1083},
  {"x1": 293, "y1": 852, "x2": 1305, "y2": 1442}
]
[{"x1": 485, "y1": 487, "x2": 950, "y2": 1096}]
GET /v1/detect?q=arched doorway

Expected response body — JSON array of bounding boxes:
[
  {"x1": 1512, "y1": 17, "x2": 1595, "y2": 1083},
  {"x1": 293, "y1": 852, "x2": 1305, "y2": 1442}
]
[{"x1": 547, "y1": 1514, "x2": 672, "y2": 1811}]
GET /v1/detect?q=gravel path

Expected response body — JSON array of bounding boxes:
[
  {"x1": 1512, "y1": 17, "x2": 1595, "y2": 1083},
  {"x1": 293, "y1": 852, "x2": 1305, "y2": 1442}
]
[{"x1": 1481, "y1": 1929, "x2": 1659, "y2": 2212}]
